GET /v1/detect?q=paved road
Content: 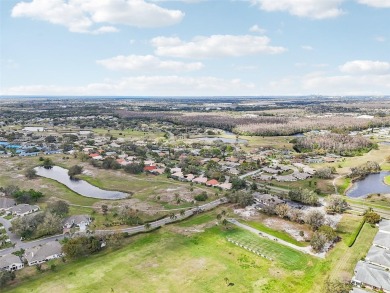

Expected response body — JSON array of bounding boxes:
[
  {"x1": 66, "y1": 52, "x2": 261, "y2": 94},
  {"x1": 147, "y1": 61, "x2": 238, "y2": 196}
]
[
  {"x1": 227, "y1": 219, "x2": 325, "y2": 258},
  {"x1": 0, "y1": 198, "x2": 228, "y2": 256},
  {"x1": 94, "y1": 198, "x2": 228, "y2": 235}
]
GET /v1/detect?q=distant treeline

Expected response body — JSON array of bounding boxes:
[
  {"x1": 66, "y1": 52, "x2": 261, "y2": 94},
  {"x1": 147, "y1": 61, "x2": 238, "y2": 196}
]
[{"x1": 117, "y1": 110, "x2": 390, "y2": 136}]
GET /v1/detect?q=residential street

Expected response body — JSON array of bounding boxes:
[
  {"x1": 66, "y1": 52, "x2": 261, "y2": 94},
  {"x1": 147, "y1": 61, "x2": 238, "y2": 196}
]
[{"x1": 0, "y1": 198, "x2": 228, "y2": 257}]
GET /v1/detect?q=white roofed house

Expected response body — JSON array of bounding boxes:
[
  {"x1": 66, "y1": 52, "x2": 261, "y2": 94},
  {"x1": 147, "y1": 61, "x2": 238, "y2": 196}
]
[
  {"x1": 366, "y1": 246, "x2": 390, "y2": 270},
  {"x1": 0, "y1": 198, "x2": 16, "y2": 212},
  {"x1": 352, "y1": 261, "x2": 390, "y2": 292},
  {"x1": 0, "y1": 254, "x2": 24, "y2": 271},
  {"x1": 63, "y1": 215, "x2": 92, "y2": 232},
  {"x1": 24, "y1": 241, "x2": 63, "y2": 266},
  {"x1": 7, "y1": 204, "x2": 39, "y2": 217}
]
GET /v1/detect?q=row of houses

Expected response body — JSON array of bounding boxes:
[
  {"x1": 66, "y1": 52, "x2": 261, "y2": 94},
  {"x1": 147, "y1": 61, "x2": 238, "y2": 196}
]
[
  {"x1": 0, "y1": 241, "x2": 63, "y2": 271},
  {"x1": 351, "y1": 220, "x2": 390, "y2": 292}
]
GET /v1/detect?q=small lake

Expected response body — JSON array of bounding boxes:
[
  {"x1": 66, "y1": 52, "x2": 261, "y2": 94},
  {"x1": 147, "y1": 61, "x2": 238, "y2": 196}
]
[
  {"x1": 194, "y1": 137, "x2": 248, "y2": 144},
  {"x1": 346, "y1": 171, "x2": 390, "y2": 198},
  {"x1": 35, "y1": 166, "x2": 128, "y2": 200}
]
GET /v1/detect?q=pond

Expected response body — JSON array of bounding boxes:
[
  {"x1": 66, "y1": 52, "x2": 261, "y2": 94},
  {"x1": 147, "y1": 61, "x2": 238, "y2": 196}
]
[
  {"x1": 194, "y1": 137, "x2": 248, "y2": 144},
  {"x1": 346, "y1": 171, "x2": 390, "y2": 198},
  {"x1": 34, "y1": 166, "x2": 128, "y2": 199}
]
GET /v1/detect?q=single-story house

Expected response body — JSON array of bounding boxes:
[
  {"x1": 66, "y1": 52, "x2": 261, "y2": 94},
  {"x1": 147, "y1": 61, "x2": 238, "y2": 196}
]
[
  {"x1": 0, "y1": 197, "x2": 16, "y2": 211},
  {"x1": 0, "y1": 254, "x2": 24, "y2": 271},
  {"x1": 24, "y1": 241, "x2": 63, "y2": 266},
  {"x1": 7, "y1": 204, "x2": 39, "y2": 217},
  {"x1": 192, "y1": 176, "x2": 208, "y2": 184},
  {"x1": 144, "y1": 165, "x2": 157, "y2": 172},
  {"x1": 379, "y1": 219, "x2": 390, "y2": 233},
  {"x1": 262, "y1": 167, "x2": 279, "y2": 174},
  {"x1": 253, "y1": 193, "x2": 285, "y2": 207},
  {"x1": 293, "y1": 172, "x2": 312, "y2": 180},
  {"x1": 366, "y1": 245, "x2": 390, "y2": 269},
  {"x1": 350, "y1": 287, "x2": 371, "y2": 293},
  {"x1": 352, "y1": 261, "x2": 390, "y2": 292},
  {"x1": 275, "y1": 175, "x2": 297, "y2": 182},
  {"x1": 218, "y1": 182, "x2": 232, "y2": 190},
  {"x1": 63, "y1": 215, "x2": 92, "y2": 232},
  {"x1": 373, "y1": 231, "x2": 390, "y2": 250},
  {"x1": 206, "y1": 179, "x2": 219, "y2": 187}
]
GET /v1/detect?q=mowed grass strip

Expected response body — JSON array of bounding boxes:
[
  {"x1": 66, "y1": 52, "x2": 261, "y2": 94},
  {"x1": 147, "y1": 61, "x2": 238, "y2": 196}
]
[{"x1": 225, "y1": 228, "x2": 311, "y2": 270}]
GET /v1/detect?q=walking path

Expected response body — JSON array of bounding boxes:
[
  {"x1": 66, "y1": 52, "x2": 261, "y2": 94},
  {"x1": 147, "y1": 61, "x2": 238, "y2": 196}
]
[{"x1": 227, "y1": 219, "x2": 325, "y2": 258}]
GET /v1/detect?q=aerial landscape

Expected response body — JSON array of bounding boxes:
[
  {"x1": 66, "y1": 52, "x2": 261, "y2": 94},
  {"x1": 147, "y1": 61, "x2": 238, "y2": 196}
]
[{"x1": 1, "y1": 1, "x2": 390, "y2": 293}]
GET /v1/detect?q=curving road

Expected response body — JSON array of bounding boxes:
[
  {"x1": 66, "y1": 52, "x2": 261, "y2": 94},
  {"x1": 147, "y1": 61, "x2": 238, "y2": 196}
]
[{"x1": 0, "y1": 198, "x2": 228, "y2": 257}]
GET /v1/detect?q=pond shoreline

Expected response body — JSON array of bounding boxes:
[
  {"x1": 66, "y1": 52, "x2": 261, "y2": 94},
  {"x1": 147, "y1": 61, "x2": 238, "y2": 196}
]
[
  {"x1": 346, "y1": 171, "x2": 390, "y2": 198},
  {"x1": 34, "y1": 166, "x2": 129, "y2": 200}
]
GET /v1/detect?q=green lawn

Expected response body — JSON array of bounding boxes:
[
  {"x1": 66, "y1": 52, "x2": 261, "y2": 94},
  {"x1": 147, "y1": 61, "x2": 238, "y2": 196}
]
[
  {"x1": 384, "y1": 175, "x2": 390, "y2": 185},
  {"x1": 6, "y1": 225, "x2": 322, "y2": 293},
  {"x1": 3, "y1": 211, "x2": 376, "y2": 293}
]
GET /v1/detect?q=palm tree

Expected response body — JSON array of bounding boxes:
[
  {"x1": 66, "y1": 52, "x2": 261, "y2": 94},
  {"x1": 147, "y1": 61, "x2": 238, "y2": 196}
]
[
  {"x1": 221, "y1": 210, "x2": 226, "y2": 216},
  {"x1": 144, "y1": 223, "x2": 151, "y2": 230},
  {"x1": 180, "y1": 210, "x2": 185, "y2": 217},
  {"x1": 216, "y1": 213, "x2": 222, "y2": 221},
  {"x1": 222, "y1": 219, "x2": 228, "y2": 227}
]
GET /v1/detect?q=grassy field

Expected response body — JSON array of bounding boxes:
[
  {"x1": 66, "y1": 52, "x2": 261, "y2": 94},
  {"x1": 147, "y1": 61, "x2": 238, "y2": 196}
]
[
  {"x1": 4, "y1": 211, "x2": 375, "y2": 293},
  {"x1": 5, "y1": 226, "x2": 322, "y2": 293}
]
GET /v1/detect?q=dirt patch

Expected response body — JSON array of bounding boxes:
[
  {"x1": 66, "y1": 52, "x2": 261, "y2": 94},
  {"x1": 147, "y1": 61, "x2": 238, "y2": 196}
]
[
  {"x1": 167, "y1": 221, "x2": 217, "y2": 236},
  {"x1": 148, "y1": 185, "x2": 208, "y2": 204},
  {"x1": 92, "y1": 198, "x2": 162, "y2": 215},
  {"x1": 263, "y1": 217, "x2": 312, "y2": 241}
]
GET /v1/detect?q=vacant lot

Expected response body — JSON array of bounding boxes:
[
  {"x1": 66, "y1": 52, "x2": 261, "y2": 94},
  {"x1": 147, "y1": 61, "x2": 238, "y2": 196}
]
[{"x1": 4, "y1": 211, "x2": 374, "y2": 293}]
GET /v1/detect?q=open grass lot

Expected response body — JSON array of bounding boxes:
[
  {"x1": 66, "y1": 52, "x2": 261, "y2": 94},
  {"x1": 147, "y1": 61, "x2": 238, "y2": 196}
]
[
  {"x1": 328, "y1": 215, "x2": 378, "y2": 281},
  {"x1": 5, "y1": 226, "x2": 322, "y2": 293},
  {"x1": 240, "y1": 220, "x2": 309, "y2": 247},
  {"x1": 269, "y1": 178, "x2": 334, "y2": 195},
  {"x1": 3, "y1": 212, "x2": 375, "y2": 293}
]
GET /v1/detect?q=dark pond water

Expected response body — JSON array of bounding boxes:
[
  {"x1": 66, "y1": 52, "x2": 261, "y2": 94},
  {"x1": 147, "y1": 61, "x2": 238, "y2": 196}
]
[
  {"x1": 346, "y1": 171, "x2": 390, "y2": 198},
  {"x1": 35, "y1": 166, "x2": 128, "y2": 199}
]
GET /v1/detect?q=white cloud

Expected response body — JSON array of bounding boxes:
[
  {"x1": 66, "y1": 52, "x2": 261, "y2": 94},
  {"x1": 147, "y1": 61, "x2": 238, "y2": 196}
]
[
  {"x1": 1, "y1": 76, "x2": 255, "y2": 96},
  {"x1": 301, "y1": 45, "x2": 314, "y2": 50},
  {"x1": 151, "y1": 35, "x2": 286, "y2": 58},
  {"x1": 96, "y1": 55, "x2": 203, "y2": 72},
  {"x1": 249, "y1": 24, "x2": 267, "y2": 34},
  {"x1": 357, "y1": 0, "x2": 390, "y2": 8},
  {"x1": 11, "y1": 0, "x2": 184, "y2": 33},
  {"x1": 339, "y1": 60, "x2": 390, "y2": 74},
  {"x1": 375, "y1": 36, "x2": 386, "y2": 42},
  {"x1": 301, "y1": 73, "x2": 390, "y2": 95},
  {"x1": 251, "y1": 0, "x2": 345, "y2": 19}
]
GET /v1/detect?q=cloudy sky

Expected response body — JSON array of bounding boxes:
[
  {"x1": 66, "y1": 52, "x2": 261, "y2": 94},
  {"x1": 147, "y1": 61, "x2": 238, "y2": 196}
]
[{"x1": 1, "y1": 0, "x2": 390, "y2": 96}]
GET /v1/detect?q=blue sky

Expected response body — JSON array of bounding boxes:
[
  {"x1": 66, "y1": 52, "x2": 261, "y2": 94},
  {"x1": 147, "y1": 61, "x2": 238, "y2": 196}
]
[{"x1": 1, "y1": 0, "x2": 390, "y2": 96}]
